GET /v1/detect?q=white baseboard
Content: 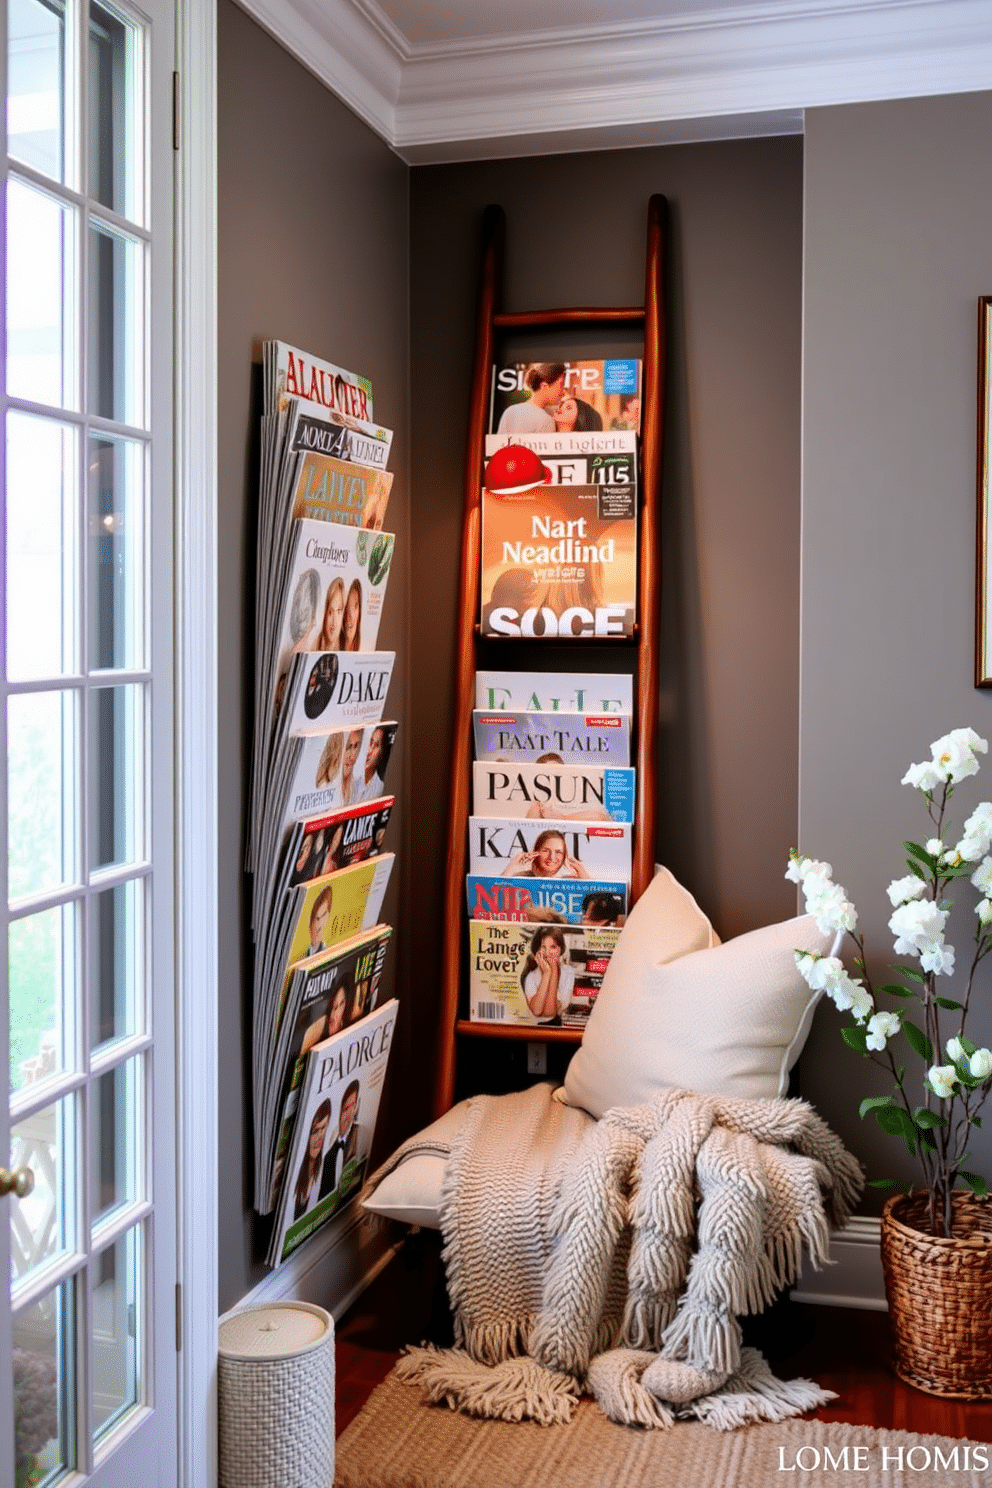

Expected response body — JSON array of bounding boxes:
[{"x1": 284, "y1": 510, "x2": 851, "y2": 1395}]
[
  {"x1": 791, "y1": 1216, "x2": 887, "y2": 1311},
  {"x1": 231, "y1": 1211, "x2": 885, "y2": 1327},
  {"x1": 232, "y1": 1203, "x2": 401, "y2": 1322}
]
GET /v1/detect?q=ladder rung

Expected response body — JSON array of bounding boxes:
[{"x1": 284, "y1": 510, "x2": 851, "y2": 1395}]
[
  {"x1": 473, "y1": 625, "x2": 640, "y2": 643},
  {"x1": 455, "y1": 1019, "x2": 582, "y2": 1045},
  {"x1": 493, "y1": 306, "x2": 645, "y2": 330}
]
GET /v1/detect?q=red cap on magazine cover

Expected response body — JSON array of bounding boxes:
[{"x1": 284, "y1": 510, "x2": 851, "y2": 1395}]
[{"x1": 484, "y1": 444, "x2": 552, "y2": 495}]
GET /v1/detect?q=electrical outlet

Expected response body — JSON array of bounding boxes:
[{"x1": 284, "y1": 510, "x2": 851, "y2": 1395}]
[{"x1": 527, "y1": 1042, "x2": 547, "y2": 1076}]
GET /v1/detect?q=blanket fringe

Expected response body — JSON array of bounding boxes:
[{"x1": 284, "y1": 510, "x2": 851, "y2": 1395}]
[
  {"x1": 659, "y1": 1302, "x2": 742, "y2": 1377},
  {"x1": 712, "y1": 1095, "x2": 865, "y2": 1232},
  {"x1": 796, "y1": 1208, "x2": 831, "y2": 1273},
  {"x1": 396, "y1": 1345, "x2": 578, "y2": 1426},
  {"x1": 620, "y1": 1294, "x2": 676, "y2": 1351},
  {"x1": 766, "y1": 1228, "x2": 808, "y2": 1293},
  {"x1": 396, "y1": 1342, "x2": 838, "y2": 1433},
  {"x1": 684, "y1": 1347, "x2": 838, "y2": 1431},
  {"x1": 458, "y1": 1316, "x2": 535, "y2": 1368}
]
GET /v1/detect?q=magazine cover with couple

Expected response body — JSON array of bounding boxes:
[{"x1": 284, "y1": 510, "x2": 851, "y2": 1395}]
[
  {"x1": 258, "y1": 924, "x2": 392, "y2": 1214},
  {"x1": 267, "y1": 999, "x2": 398, "y2": 1265},
  {"x1": 488, "y1": 358, "x2": 641, "y2": 437}
]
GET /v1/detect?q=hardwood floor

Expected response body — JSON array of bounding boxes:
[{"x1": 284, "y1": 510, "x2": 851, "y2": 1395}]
[
  {"x1": 335, "y1": 1231, "x2": 452, "y2": 1434},
  {"x1": 334, "y1": 1233, "x2": 992, "y2": 1441},
  {"x1": 751, "y1": 1293, "x2": 992, "y2": 1442}
]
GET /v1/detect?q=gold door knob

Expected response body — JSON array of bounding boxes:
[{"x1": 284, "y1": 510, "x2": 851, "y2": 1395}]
[{"x1": 0, "y1": 1166, "x2": 34, "y2": 1199}]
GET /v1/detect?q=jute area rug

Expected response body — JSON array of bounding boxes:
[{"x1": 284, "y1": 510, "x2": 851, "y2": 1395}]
[{"x1": 334, "y1": 1370, "x2": 991, "y2": 1488}]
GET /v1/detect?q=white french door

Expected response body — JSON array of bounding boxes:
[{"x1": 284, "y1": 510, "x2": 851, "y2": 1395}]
[{"x1": 2, "y1": 0, "x2": 179, "y2": 1484}]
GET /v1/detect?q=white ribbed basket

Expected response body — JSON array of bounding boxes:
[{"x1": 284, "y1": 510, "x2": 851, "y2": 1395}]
[{"x1": 218, "y1": 1302, "x2": 335, "y2": 1488}]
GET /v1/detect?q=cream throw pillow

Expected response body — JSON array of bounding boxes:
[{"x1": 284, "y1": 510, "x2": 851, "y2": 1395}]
[
  {"x1": 563, "y1": 891, "x2": 830, "y2": 1118},
  {"x1": 629, "y1": 863, "x2": 721, "y2": 963},
  {"x1": 361, "y1": 1098, "x2": 472, "y2": 1228}
]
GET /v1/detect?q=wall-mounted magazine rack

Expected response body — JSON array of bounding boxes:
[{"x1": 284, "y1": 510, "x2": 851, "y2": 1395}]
[{"x1": 434, "y1": 197, "x2": 668, "y2": 1117}]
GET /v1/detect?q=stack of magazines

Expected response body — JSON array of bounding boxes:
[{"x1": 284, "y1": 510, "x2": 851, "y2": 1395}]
[
  {"x1": 481, "y1": 357, "x2": 641, "y2": 640},
  {"x1": 464, "y1": 357, "x2": 644, "y2": 1031},
  {"x1": 466, "y1": 670, "x2": 632, "y2": 1030},
  {"x1": 248, "y1": 341, "x2": 400, "y2": 1267}
]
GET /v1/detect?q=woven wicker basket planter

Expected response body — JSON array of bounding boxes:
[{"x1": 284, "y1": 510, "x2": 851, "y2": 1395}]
[{"x1": 881, "y1": 1191, "x2": 992, "y2": 1399}]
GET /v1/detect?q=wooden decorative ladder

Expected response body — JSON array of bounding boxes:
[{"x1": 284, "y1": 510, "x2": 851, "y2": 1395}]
[{"x1": 434, "y1": 195, "x2": 669, "y2": 1117}]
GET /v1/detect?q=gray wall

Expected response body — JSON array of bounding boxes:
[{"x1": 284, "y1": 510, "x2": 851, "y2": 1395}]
[
  {"x1": 798, "y1": 92, "x2": 992, "y2": 1203},
  {"x1": 217, "y1": 0, "x2": 409, "y2": 1311}
]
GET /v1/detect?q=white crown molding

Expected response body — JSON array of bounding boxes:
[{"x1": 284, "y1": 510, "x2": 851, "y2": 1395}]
[
  {"x1": 392, "y1": 0, "x2": 992, "y2": 160},
  {"x1": 241, "y1": 0, "x2": 992, "y2": 161},
  {"x1": 397, "y1": 111, "x2": 806, "y2": 167}
]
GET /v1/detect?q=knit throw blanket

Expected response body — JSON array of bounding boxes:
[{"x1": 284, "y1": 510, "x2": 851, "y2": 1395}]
[{"x1": 396, "y1": 1083, "x2": 864, "y2": 1430}]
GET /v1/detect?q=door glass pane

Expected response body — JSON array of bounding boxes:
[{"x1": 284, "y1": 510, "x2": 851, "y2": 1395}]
[
  {"x1": 7, "y1": 0, "x2": 66, "y2": 183},
  {"x1": 10, "y1": 1095, "x2": 75, "y2": 1285},
  {"x1": 89, "y1": 435, "x2": 144, "y2": 671},
  {"x1": 8, "y1": 690, "x2": 76, "y2": 902},
  {"x1": 91, "y1": 1226, "x2": 140, "y2": 1440},
  {"x1": 9, "y1": 904, "x2": 77, "y2": 1094},
  {"x1": 90, "y1": 879, "x2": 142, "y2": 1050},
  {"x1": 91, "y1": 1056, "x2": 140, "y2": 1225},
  {"x1": 6, "y1": 412, "x2": 76, "y2": 682},
  {"x1": 89, "y1": 684, "x2": 143, "y2": 872},
  {"x1": 13, "y1": 1280, "x2": 75, "y2": 1486},
  {"x1": 89, "y1": 3, "x2": 142, "y2": 224},
  {"x1": 6, "y1": 176, "x2": 76, "y2": 409},
  {"x1": 87, "y1": 221, "x2": 144, "y2": 427}
]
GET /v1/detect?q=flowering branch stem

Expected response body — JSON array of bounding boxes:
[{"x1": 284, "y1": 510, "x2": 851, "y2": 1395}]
[{"x1": 789, "y1": 726, "x2": 992, "y2": 1239}]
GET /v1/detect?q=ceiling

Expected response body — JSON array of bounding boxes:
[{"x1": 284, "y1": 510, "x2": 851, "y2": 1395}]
[{"x1": 236, "y1": 0, "x2": 992, "y2": 162}]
